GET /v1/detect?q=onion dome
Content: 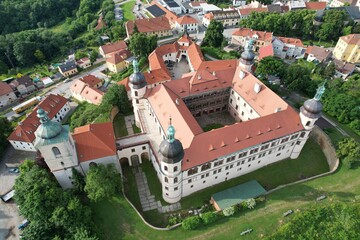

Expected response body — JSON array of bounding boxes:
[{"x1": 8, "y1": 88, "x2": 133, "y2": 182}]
[
  {"x1": 240, "y1": 38, "x2": 255, "y2": 63},
  {"x1": 129, "y1": 58, "x2": 147, "y2": 89},
  {"x1": 35, "y1": 108, "x2": 62, "y2": 139},
  {"x1": 300, "y1": 81, "x2": 326, "y2": 118},
  {"x1": 159, "y1": 122, "x2": 184, "y2": 164}
]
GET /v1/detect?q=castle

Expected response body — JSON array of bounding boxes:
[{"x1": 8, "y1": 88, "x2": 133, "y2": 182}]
[{"x1": 34, "y1": 35, "x2": 324, "y2": 203}]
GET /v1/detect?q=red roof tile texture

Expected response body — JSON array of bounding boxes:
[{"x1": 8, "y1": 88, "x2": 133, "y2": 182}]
[
  {"x1": 339, "y1": 34, "x2": 360, "y2": 45},
  {"x1": 232, "y1": 28, "x2": 273, "y2": 42},
  {"x1": 100, "y1": 41, "x2": 127, "y2": 55},
  {"x1": 126, "y1": 17, "x2": 171, "y2": 35},
  {"x1": 0, "y1": 81, "x2": 14, "y2": 96},
  {"x1": 305, "y1": 2, "x2": 326, "y2": 10},
  {"x1": 258, "y1": 44, "x2": 274, "y2": 60}
]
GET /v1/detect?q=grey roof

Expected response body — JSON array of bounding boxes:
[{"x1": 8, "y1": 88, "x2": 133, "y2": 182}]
[
  {"x1": 159, "y1": 139, "x2": 184, "y2": 164},
  {"x1": 300, "y1": 99, "x2": 323, "y2": 119},
  {"x1": 129, "y1": 72, "x2": 147, "y2": 89},
  {"x1": 59, "y1": 61, "x2": 77, "y2": 72},
  {"x1": 146, "y1": 5, "x2": 166, "y2": 17},
  {"x1": 267, "y1": 4, "x2": 282, "y2": 13},
  {"x1": 164, "y1": 0, "x2": 180, "y2": 8},
  {"x1": 15, "y1": 75, "x2": 34, "y2": 87},
  {"x1": 344, "y1": 6, "x2": 360, "y2": 20}
]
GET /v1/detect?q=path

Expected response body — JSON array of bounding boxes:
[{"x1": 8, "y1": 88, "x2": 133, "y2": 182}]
[
  {"x1": 124, "y1": 115, "x2": 135, "y2": 135},
  {"x1": 321, "y1": 115, "x2": 349, "y2": 137},
  {"x1": 133, "y1": 166, "x2": 181, "y2": 213}
]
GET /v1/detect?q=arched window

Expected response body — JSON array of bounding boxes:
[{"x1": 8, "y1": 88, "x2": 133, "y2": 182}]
[
  {"x1": 135, "y1": 91, "x2": 138, "y2": 97},
  {"x1": 174, "y1": 166, "x2": 178, "y2": 172},
  {"x1": 306, "y1": 121, "x2": 311, "y2": 126},
  {"x1": 164, "y1": 166, "x2": 168, "y2": 171},
  {"x1": 201, "y1": 163, "x2": 211, "y2": 171},
  {"x1": 174, "y1": 177, "x2": 178, "y2": 183},
  {"x1": 164, "y1": 177, "x2": 168, "y2": 183},
  {"x1": 52, "y1": 147, "x2": 61, "y2": 158}
]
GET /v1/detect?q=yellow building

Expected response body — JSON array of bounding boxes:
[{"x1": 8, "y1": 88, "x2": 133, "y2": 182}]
[
  {"x1": 106, "y1": 50, "x2": 132, "y2": 73},
  {"x1": 333, "y1": 34, "x2": 360, "y2": 63}
]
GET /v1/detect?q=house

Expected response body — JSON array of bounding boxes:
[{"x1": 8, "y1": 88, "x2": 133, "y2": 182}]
[
  {"x1": 99, "y1": 40, "x2": 128, "y2": 58},
  {"x1": 0, "y1": 81, "x2": 17, "y2": 108},
  {"x1": 305, "y1": 46, "x2": 332, "y2": 63},
  {"x1": 10, "y1": 76, "x2": 36, "y2": 95},
  {"x1": 333, "y1": 34, "x2": 360, "y2": 63},
  {"x1": 189, "y1": 2, "x2": 206, "y2": 12},
  {"x1": 200, "y1": 3, "x2": 221, "y2": 14},
  {"x1": 8, "y1": 94, "x2": 70, "y2": 152},
  {"x1": 70, "y1": 75, "x2": 104, "y2": 105},
  {"x1": 202, "y1": 10, "x2": 240, "y2": 28},
  {"x1": 163, "y1": 0, "x2": 182, "y2": 15},
  {"x1": 125, "y1": 17, "x2": 172, "y2": 38},
  {"x1": 77, "y1": 57, "x2": 91, "y2": 69},
  {"x1": 180, "y1": 2, "x2": 195, "y2": 14},
  {"x1": 258, "y1": 44, "x2": 274, "y2": 60},
  {"x1": 231, "y1": 28, "x2": 273, "y2": 51},
  {"x1": 286, "y1": 0, "x2": 306, "y2": 10},
  {"x1": 149, "y1": 2, "x2": 178, "y2": 27},
  {"x1": 272, "y1": 37, "x2": 306, "y2": 59},
  {"x1": 232, "y1": 0, "x2": 247, "y2": 7},
  {"x1": 238, "y1": 8, "x2": 268, "y2": 19},
  {"x1": 106, "y1": 49, "x2": 132, "y2": 73},
  {"x1": 175, "y1": 15, "x2": 199, "y2": 33},
  {"x1": 58, "y1": 61, "x2": 78, "y2": 77},
  {"x1": 146, "y1": 4, "x2": 167, "y2": 17},
  {"x1": 321, "y1": 0, "x2": 358, "y2": 8},
  {"x1": 33, "y1": 112, "x2": 120, "y2": 189},
  {"x1": 343, "y1": 6, "x2": 360, "y2": 23},
  {"x1": 41, "y1": 77, "x2": 54, "y2": 87},
  {"x1": 332, "y1": 59, "x2": 355, "y2": 79},
  {"x1": 305, "y1": 2, "x2": 326, "y2": 10}
]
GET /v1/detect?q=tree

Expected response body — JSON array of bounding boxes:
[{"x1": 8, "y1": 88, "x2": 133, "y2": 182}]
[
  {"x1": 336, "y1": 138, "x2": 360, "y2": 169},
  {"x1": 101, "y1": 84, "x2": 131, "y2": 114},
  {"x1": 323, "y1": 62, "x2": 335, "y2": 79},
  {"x1": 203, "y1": 20, "x2": 224, "y2": 48},
  {"x1": 283, "y1": 63, "x2": 312, "y2": 94},
  {"x1": 255, "y1": 56, "x2": 286, "y2": 80},
  {"x1": 182, "y1": 216, "x2": 202, "y2": 230},
  {"x1": 245, "y1": 198, "x2": 256, "y2": 209},
  {"x1": 222, "y1": 206, "x2": 235, "y2": 216},
  {"x1": 0, "y1": 116, "x2": 12, "y2": 157},
  {"x1": 128, "y1": 32, "x2": 157, "y2": 58},
  {"x1": 84, "y1": 164, "x2": 121, "y2": 202},
  {"x1": 200, "y1": 212, "x2": 218, "y2": 225},
  {"x1": 34, "y1": 49, "x2": 45, "y2": 62},
  {"x1": 72, "y1": 168, "x2": 86, "y2": 194}
]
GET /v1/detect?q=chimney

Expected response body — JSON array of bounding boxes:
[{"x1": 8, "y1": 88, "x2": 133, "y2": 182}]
[
  {"x1": 212, "y1": 71, "x2": 216, "y2": 76},
  {"x1": 254, "y1": 83, "x2": 261, "y2": 93}
]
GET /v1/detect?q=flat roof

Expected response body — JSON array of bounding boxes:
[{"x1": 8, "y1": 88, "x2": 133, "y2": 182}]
[
  {"x1": 164, "y1": 0, "x2": 180, "y2": 8},
  {"x1": 212, "y1": 180, "x2": 266, "y2": 210},
  {"x1": 146, "y1": 5, "x2": 166, "y2": 17}
]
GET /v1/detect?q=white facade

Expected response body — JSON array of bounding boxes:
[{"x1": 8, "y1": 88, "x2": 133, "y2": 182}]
[
  {"x1": 0, "y1": 91, "x2": 17, "y2": 108},
  {"x1": 272, "y1": 38, "x2": 306, "y2": 59},
  {"x1": 175, "y1": 22, "x2": 198, "y2": 33}
]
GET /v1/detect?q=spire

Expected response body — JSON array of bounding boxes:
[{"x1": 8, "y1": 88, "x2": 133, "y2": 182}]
[
  {"x1": 314, "y1": 80, "x2": 327, "y2": 101},
  {"x1": 132, "y1": 58, "x2": 139, "y2": 73},
  {"x1": 37, "y1": 108, "x2": 50, "y2": 124},
  {"x1": 167, "y1": 117, "x2": 175, "y2": 143}
]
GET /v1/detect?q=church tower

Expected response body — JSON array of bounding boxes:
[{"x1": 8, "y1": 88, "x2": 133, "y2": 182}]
[
  {"x1": 34, "y1": 108, "x2": 79, "y2": 188},
  {"x1": 239, "y1": 38, "x2": 255, "y2": 72},
  {"x1": 159, "y1": 119, "x2": 184, "y2": 203},
  {"x1": 291, "y1": 82, "x2": 326, "y2": 159},
  {"x1": 129, "y1": 59, "x2": 147, "y2": 128}
]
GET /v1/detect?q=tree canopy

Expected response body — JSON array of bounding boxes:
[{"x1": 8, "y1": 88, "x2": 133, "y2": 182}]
[
  {"x1": 84, "y1": 164, "x2": 121, "y2": 202},
  {"x1": 268, "y1": 204, "x2": 360, "y2": 240},
  {"x1": 255, "y1": 56, "x2": 286, "y2": 80},
  {"x1": 0, "y1": 116, "x2": 12, "y2": 157},
  {"x1": 101, "y1": 84, "x2": 131, "y2": 114},
  {"x1": 128, "y1": 33, "x2": 158, "y2": 58},
  {"x1": 203, "y1": 20, "x2": 224, "y2": 48},
  {"x1": 336, "y1": 138, "x2": 360, "y2": 169}
]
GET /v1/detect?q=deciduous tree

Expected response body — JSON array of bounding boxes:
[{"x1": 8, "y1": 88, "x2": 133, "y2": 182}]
[{"x1": 203, "y1": 20, "x2": 224, "y2": 48}]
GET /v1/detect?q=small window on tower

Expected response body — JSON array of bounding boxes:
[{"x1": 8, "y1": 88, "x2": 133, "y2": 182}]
[
  {"x1": 135, "y1": 91, "x2": 138, "y2": 97},
  {"x1": 52, "y1": 147, "x2": 61, "y2": 158}
]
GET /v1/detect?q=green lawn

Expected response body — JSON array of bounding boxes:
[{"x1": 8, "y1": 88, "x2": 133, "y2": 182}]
[
  {"x1": 49, "y1": 21, "x2": 70, "y2": 34},
  {"x1": 113, "y1": 113, "x2": 128, "y2": 138},
  {"x1": 323, "y1": 127, "x2": 346, "y2": 147},
  {"x1": 122, "y1": 1, "x2": 136, "y2": 21},
  {"x1": 95, "y1": 138, "x2": 332, "y2": 235},
  {"x1": 132, "y1": 124, "x2": 141, "y2": 134},
  {"x1": 94, "y1": 113, "x2": 110, "y2": 124},
  {"x1": 203, "y1": 123, "x2": 224, "y2": 132}
]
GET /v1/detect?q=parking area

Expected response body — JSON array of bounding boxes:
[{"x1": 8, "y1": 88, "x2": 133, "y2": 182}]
[{"x1": 0, "y1": 146, "x2": 36, "y2": 240}]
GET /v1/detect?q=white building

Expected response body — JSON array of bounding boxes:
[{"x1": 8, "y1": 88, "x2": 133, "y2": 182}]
[
  {"x1": 175, "y1": 15, "x2": 199, "y2": 33},
  {"x1": 8, "y1": 94, "x2": 70, "y2": 152},
  {"x1": 115, "y1": 37, "x2": 322, "y2": 203},
  {"x1": 163, "y1": 0, "x2": 182, "y2": 14},
  {"x1": 272, "y1": 37, "x2": 307, "y2": 59}
]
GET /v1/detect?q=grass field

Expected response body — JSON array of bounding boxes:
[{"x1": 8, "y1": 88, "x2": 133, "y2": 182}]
[
  {"x1": 113, "y1": 113, "x2": 128, "y2": 138},
  {"x1": 49, "y1": 21, "x2": 70, "y2": 34},
  {"x1": 203, "y1": 123, "x2": 224, "y2": 132},
  {"x1": 90, "y1": 138, "x2": 351, "y2": 240},
  {"x1": 122, "y1": 1, "x2": 136, "y2": 21}
]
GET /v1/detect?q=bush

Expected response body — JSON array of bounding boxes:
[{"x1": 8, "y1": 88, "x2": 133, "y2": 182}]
[
  {"x1": 168, "y1": 214, "x2": 182, "y2": 226},
  {"x1": 245, "y1": 198, "x2": 256, "y2": 209},
  {"x1": 222, "y1": 206, "x2": 235, "y2": 217},
  {"x1": 201, "y1": 212, "x2": 218, "y2": 225},
  {"x1": 182, "y1": 216, "x2": 202, "y2": 230}
]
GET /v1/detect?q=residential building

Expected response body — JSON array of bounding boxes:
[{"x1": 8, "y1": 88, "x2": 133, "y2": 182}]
[
  {"x1": 232, "y1": 0, "x2": 247, "y2": 7},
  {"x1": 149, "y1": 2, "x2": 178, "y2": 27},
  {"x1": 41, "y1": 77, "x2": 54, "y2": 87},
  {"x1": 175, "y1": 15, "x2": 199, "y2": 33},
  {"x1": 231, "y1": 28, "x2": 273, "y2": 51},
  {"x1": 58, "y1": 61, "x2": 78, "y2": 77},
  {"x1": 305, "y1": 46, "x2": 332, "y2": 63},
  {"x1": 286, "y1": 0, "x2": 306, "y2": 10},
  {"x1": 125, "y1": 17, "x2": 172, "y2": 38},
  {"x1": 333, "y1": 59, "x2": 355, "y2": 79},
  {"x1": 238, "y1": 8, "x2": 268, "y2": 19},
  {"x1": 0, "y1": 81, "x2": 17, "y2": 108},
  {"x1": 202, "y1": 10, "x2": 240, "y2": 28},
  {"x1": 114, "y1": 37, "x2": 322, "y2": 204},
  {"x1": 272, "y1": 37, "x2": 306, "y2": 59},
  {"x1": 106, "y1": 49, "x2": 132, "y2": 73},
  {"x1": 305, "y1": 2, "x2": 326, "y2": 10},
  {"x1": 258, "y1": 44, "x2": 274, "y2": 60},
  {"x1": 70, "y1": 75, "x2": 104, "y2": 105},
  {"x1": 8, "y1": 94, "x2": 70, "y2": 152},
  {"x1": 77, "y1": 57, "x2": 91, "y2": 69},
  {"x1": 33, "y1": 111, "x2": 120, "y2": 189},
  {"x1": 10, "y1": 76, "x2": 36, "y2": 95},
  {"x1": 200, "y1": 3, "x2": 221, "y2": 14},
  {"x1": 163, "y1": 0, "x2": 182, "y2": 14},
  {"x1": 146, "y1": 4, "x2": 167, "y2": 17},
  {"x1": 333, "y1": 34, "x2": 360, "y2": 63},
  {"x1": 99, "y1": 40, "x2": 128, "y2": 58},
  {"x1": 321, "y1": 0, "x2": 358, "y2": 7}
]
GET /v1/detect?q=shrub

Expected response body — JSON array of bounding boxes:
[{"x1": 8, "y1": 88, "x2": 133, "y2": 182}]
[
  {"x1": 182, "y1": 216, "x2": 202, "y2": 230},
  {"x1": 245, "y1": 198, "x2": 256, "y2": 209},
  {"x1": 168, "y1": 214, "x2": 182, "y2": 226},
  {"x1": 222, "y1": 206, "x2": 235, "y2": 217},
  {"x1": 201, "y1": 212, "x2": 218, "y2": 225}
]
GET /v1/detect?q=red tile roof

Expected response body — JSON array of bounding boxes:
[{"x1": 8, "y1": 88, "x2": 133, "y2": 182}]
[
  {"x1": 8, "y1": 94, "x2": 68, "y2": 143},
  {"x1": 239, "y1": 8, "x2": 268, "y2": 16},
  {"x1": 232, "y1": 28, "x2": 273, "y2": 42},
  {"x1": 80, "y1": 86, "x2": 104, "y2": 105},
  {"x1": 150, "y1": 2, "x2": 178, "y2": 23},
  {"x1": 100, "y1": 41, "x2": 127, "y2": 55},
  {"x1": 126, "y1": 17, "x2": 171, "y2": 35},
  {"x1": 107, "y1": 49, "x2": 132, "y2": 65},
  {"x1": 72, "y1": 122, "x2": 116, "y2": 162},
  {"x1": 176, "y1": 15, "x2": 198, "y2": 25},
  {"x1": 0, "y1": 81, "x2": 14, "y2": 96},
  {"x1": 258, "y1": 44, "x2": 274, "y2": 60},
  {"x1": 305, "y1": 2, "x2": 326, "y2": 10},
  {"x1": 277, "y1": 37, "x2": 304, "y2": 47},
  {"x1": 339, "y1": 34, "x2": 360, "y2": 45},
  {"x1": 80, "y1": 75, "x2": 102, "y2": 87}
]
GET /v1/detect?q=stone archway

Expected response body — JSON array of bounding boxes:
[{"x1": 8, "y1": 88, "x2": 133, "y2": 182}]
[
  {"x1": 119, "y1": 157, "x2": 129, "y2": 166},
  {"x1": 130, "y1": 155, "x2": 140, "y2": 166},
  {"x1": 141, "y1": 152, "x2": 149, "y2": 162}
]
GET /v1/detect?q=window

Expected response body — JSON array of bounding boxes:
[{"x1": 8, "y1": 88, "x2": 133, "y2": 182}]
[
  {"x1": 201, "y1": 163, "x2": 211, "y2": 171},
  {"x1": 296, "y1": 141, "x2": 301, "y2": 145},
  {"x1": 306, "y1": 121, "x2": 311, "y2": 126},
  {"x1": 142, "y1": 146, "x2": 146, "y2": 150},
  {"x1": 165, "y1": 177, "x2": 168, "y2": 183},
  {"x1": 300, "y1": 132, "x2": 306, "y2": 138},
  {"x1": 131, "y1": 148, "x2": 135, "y2": 153},
  {"x1": 135, "y1": 91, "x2": 138, "y2": 97},
  {"x1": 60, "y1": 161, "x2": 64, "y2": 165},
  {"x1": 261, "y1": 144, "x2": 269, "y2": 150},
  {"x1": 250, "y1": 148, "x2": 258, "y2": 154},
  {"x1": 276, "y1": 153, "x2": 281, "y2": 156},
  {"x1": 290, "y1": 134, "x2": 298, "y2": 140},
  {"x1": 174, "y1": 166, "x2": 178, "y2": 172},
  {"x1": 165, "y1": 186, "x2": 169, "y2": 190},
  {"x1": 214, "y1": 160, "x2": 223, "y2": 167},
  {"x1": 52, "y1": 147, "x2": 61, "y2": 157},
  {"x1": 190, "y1": 185, "x2": 193, "y2": 188},
  {"x1": 188, "y1": 168, "x2": 198, "y2": 176},
  {"x1": 281, "y1": 137, "x2": 289, "y2": 143},
  {"x1": 188, "y1": 179, "x2": 192, "y2": 183},
  {"x1": 174, "y1": 187, "x2": 178, "y2": 191},
  {"x1": 164, "y1": 166, "x2": 168, "y2": 171},
  {"x1": 238, "y1": 152, "x2": 247, "y2": 158},
  {"x1": 174, "y1": 177, "x2": 178, "y2": 183}
]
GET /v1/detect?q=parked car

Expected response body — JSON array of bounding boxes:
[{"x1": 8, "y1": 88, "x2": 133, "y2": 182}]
[
  {"x1": 8, "y1": 168, "x2": 19, "y2": 173},
  {"x1": 240, "y1": 229, "x2": 253, "y2": 236}
]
